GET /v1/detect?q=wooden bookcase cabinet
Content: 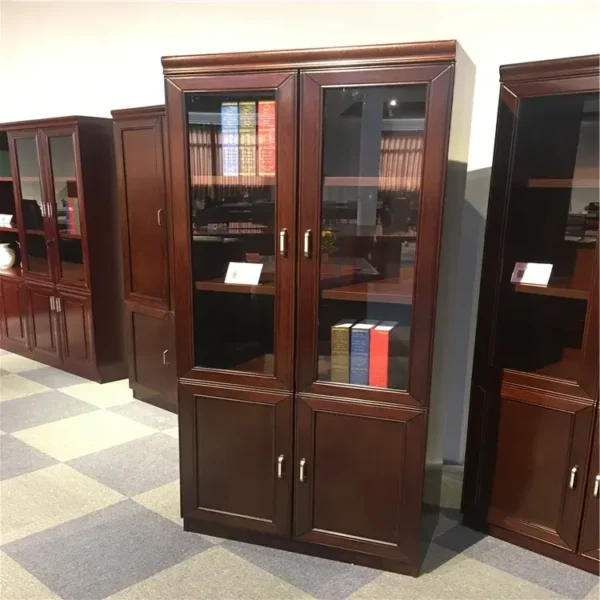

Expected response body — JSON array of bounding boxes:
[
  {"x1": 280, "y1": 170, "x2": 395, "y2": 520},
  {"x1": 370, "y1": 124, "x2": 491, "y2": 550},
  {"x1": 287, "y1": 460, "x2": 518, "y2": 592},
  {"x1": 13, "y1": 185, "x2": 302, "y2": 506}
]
[
  {"x1": 462, "y1": 55, "x2": 599, "y2": 574},
  {"x1": 164, "y1": 41, "x2": 474, "y2": 576},
  {"x1": 112, "y1": 106, "x2": 177, "y2": 413},
  {"x1": 0, "y1": 117, "x2": 126, "y2": 383}
]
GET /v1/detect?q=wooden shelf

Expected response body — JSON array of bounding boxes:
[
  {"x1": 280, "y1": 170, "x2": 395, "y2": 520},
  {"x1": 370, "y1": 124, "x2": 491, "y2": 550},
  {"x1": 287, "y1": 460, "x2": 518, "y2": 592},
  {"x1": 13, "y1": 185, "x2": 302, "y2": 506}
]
[
  {"x1": 25, "y1": 229, "x2": 45, "y2": 236},
  {"x1": 528, "y1": 168, "x2": 599, "y2": 188},
  {"x1": 514, "y1": 279, "x2": 589, "y2": 300},
  {"x1": 0, "y1": 226, "x2": 18, "y2": 232},
  {"x1": 322, "y1": 275, "x2": 414, "y2": 304},
  {"x1": 195, "y1": 278, "x2": 275, "y2": 295},
  {"x1": 323, "y1": 176, "x2": 421, "y2": 188},
  {"x1": 192, "y1": 175, "x2": 275, "y2": 186},
  {"x1": 0, "y1": 266, "x2": 22, "y2": 279},
  {"x1": 59, "y1": 232, "x2": 82, "y2": 240},
  {"x1": 0, "y1": 176, "x2": 12, "y2": 182}
]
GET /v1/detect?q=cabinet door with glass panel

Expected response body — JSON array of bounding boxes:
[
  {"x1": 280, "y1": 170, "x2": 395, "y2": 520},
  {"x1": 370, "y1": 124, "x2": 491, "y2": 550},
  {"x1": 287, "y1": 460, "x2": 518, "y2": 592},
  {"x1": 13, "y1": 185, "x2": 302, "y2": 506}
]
[
  {"x1": 497, "y1": 87, "x2": 599, "y2": 401},
  {"x1": 166, "y1": 72, "x2": 297, "y2": 390},
  {"x1": 40, "y1": 127, "x2": 88, "y2": 288},
  {"x1": 8, "y1": 131, "x2": 54, "y2": 281},
  {"x1": 296, "y1": 66, "x2": 454, "y2": 406}
]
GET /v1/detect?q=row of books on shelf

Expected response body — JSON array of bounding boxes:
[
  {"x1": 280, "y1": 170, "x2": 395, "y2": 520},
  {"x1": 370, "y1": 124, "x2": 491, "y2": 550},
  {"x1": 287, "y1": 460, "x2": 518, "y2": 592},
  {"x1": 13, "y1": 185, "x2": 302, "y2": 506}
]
[
  {"x1": 222, "y1": 101, "x2": 276, "y2": 177},
  {"x1": 331, "y1": 319, "x2": 409, "y2": 388},
  {"x1": 195, "y1": 222, "x2": 268, "y2": 234}
]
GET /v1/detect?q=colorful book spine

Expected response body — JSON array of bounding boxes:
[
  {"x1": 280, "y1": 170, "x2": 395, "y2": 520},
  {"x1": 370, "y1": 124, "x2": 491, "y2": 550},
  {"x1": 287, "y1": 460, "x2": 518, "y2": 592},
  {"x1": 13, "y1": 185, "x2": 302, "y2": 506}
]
[
  {"x1": 330, "y1": 319, "x2": 354, "y2": 383},
  {"x1": 221, "y1": 102, "x2": 239, "y2": 176},
  {"x1": 239, "y1": 101, "x2": 257, "y2": 176},
  {"x1": 350, "y1": 320, "x2": 378, "y2": 386},
  {"x1": 369, "y1": 322, "x2": 410, "y2": 389},
  {"x1": 258, "y1": 100, "x2": 276, "y2": 177}
]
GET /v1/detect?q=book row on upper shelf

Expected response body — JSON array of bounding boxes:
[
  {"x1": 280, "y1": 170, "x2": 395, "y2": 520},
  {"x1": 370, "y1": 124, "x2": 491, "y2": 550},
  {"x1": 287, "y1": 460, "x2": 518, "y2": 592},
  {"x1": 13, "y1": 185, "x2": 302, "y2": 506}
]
[{"x1": 330, "y1": 319, "x2": 410, "y2": 389}]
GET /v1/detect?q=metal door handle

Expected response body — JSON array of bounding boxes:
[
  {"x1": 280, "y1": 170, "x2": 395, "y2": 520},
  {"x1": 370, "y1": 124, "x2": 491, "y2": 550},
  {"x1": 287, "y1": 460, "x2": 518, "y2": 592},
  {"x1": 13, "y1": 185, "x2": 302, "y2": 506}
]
[
  {"x1": 299, "y1": 458, "x2": 307, "y2": 483},
  {"x1": 41, "y1": 203, "x2": 46, "y2": 218},
  {"x1": 277, "y1": 455, "x2": 285, "y2": 479},
  {"x1": 46, "y1": 239, "x2": 54, "y2": 247},
  {"x1": 157, "y1": 208, "x2": 165, "y2": 227},
  {"x1": 56, "y1": 297, "x2": 61, "y2": 312},
  {"x1": 279, "y1": 228, "x2": 288, "y2": 257},
  {"x1": 162, "y1": 349, "x2": 169, "y2": 365},
  {"x1": 303, "y1": 229, "x2": 312, "y2": 258},
  {"x1": 594, "y1": 474, "x2": 599, "y2": 498},
  {"x1": 50, "y1": 296, "x2": 55, "y2": 311},
  {"x1": 569, "y1": 466, "x2": 578, "y2": 490}
]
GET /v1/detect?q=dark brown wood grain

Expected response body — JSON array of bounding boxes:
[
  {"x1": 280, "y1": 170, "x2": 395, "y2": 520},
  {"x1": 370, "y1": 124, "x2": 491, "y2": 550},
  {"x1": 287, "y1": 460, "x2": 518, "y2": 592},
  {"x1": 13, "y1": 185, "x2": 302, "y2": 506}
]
[
  {"x1": 578, "y1": 414, "x2": 599, "y2": 562},
  {"x1": 0, "y1": 277, "x2": 28, "y2": 352},
  {"x1": 25, "y1": 281, "x2": 61, "y2": 366}
]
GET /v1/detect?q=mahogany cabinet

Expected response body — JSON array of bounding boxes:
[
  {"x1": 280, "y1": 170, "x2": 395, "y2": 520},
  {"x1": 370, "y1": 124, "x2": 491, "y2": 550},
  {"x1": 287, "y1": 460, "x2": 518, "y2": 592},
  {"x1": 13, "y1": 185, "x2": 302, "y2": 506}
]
[
  {"x1": 112, "y1": 106, "x2": 176, "y2": 412},
  {"x1": 462, "y1": 55, "x2": 599, "y2": 574},
  {"x1": 0, "y1": 117, "x2": 126, "y2": 382},
  {"x1": 164, "y1": 41, "x2": 474, "y2": 575}
]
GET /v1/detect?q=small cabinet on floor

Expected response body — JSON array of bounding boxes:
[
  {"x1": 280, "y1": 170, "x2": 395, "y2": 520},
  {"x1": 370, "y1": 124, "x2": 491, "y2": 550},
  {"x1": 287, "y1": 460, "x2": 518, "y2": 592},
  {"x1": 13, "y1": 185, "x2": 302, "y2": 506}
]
[
  {"x1": 0, "y1": 275, "x2": 28, "y2": 353},
  {"x1": 26, "y1": 282, "x2": 61, "y2": 365}
]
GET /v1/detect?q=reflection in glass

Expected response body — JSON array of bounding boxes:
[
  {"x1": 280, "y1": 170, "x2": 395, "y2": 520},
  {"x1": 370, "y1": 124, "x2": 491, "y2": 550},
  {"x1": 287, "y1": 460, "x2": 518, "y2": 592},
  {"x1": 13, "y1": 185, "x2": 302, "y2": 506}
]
[
  {"x1": 317, "y1": 85, "x2": 427, "y2": 389},
  {"x1": 49, "y1": 136, "x2": 84, "y2": 282},
  {"x1": 186, "y1": 92, "x2": 277, "y2": 374},
  {"x1": 501, "y1": 93, "x2": 599, "y2": 381},
  {"x1": 15, "y1": 138, "x2": 44, "y2": 231},
  {"x1": 25, "y1": 234, "x2": 50, "y2": 275}
]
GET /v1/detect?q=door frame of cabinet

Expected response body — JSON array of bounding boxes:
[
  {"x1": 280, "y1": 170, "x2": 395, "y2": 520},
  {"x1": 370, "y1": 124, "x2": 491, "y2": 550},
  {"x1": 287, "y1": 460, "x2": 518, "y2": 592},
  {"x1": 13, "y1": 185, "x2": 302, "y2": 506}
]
[
  {"x1": 39, "y1": 125, "x2": 91, "y2": 291},
  {"x1": 165, "y1": 71, "x2": 297, "y2": 391},
  {"x1": 296, "y1": 64, "x2": 454, "y2": 407},
  {"x1": 178, "y1": 382, "x2": 293, "y2": 536},
  {"x1": 24, "y1": 280, "x2": 62, "y2": 366}
]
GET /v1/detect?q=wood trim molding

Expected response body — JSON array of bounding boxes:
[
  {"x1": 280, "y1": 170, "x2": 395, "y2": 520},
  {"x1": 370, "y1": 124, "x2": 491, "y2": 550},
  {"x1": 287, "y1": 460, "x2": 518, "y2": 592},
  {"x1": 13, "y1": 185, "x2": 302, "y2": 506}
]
[
  {"x1": 162, "y1": 40, "x2": 459, "y2": 75},
  {"x1": 111, "y1": 105, "x2": 166, "y2": 119},
  {"x1": 500, "y1": 54, "x2": 599, "y2": 83},
  {"x1": 0, "y1": 116, "x2": 109, "y2": 131}
]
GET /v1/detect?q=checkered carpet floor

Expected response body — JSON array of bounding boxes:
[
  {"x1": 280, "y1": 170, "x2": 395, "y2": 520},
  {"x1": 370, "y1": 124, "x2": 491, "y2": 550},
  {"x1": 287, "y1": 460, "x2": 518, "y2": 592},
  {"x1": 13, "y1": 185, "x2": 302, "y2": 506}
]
[{"x1": 0, "y1": 350, "x2": 597, "y2": 599}]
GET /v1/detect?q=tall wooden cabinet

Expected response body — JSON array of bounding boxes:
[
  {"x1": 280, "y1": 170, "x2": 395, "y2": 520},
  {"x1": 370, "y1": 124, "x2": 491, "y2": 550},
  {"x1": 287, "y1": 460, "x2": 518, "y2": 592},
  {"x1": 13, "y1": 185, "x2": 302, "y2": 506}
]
[
  {"x1": 462, "y1": 56, "x2": 599, "y2": 574},
  {"x1": 164, "y1": 41, "x2": 474, "y2": 575},
  {"x1": 0, "y1": 117, "x2": 126, "y2": 382},
  {"x1": 112, "y1": 106, "x2": 177, "y2": 412}
]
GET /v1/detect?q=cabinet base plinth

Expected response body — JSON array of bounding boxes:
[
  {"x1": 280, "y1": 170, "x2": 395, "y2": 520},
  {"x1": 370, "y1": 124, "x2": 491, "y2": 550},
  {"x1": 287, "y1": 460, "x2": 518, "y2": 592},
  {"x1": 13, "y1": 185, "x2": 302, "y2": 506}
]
[{"x1": 183, "y1": 517, "x2": 420, "y2": 577}]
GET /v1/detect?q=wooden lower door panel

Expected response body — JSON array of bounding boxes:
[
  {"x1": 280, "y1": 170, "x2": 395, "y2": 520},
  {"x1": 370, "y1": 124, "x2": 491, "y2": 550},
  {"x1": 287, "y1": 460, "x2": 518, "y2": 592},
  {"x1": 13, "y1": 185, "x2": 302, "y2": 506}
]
[
  {"x1": 26, "y1": 283, "x2": 60, "y2": 365},
  {"x1": 578, "y1": 413, "x2": 599, "y2": 562},
  {"x1": 489, "y1": 390, "x2": 594, "y2": 551},
  {"x1": 127, "y1": 308, "x2": 175, "y2": 412},
  {"x1": 179, "y1": 385, "x2": 292, "y2": 536},
  {"x1": 0, "y1": 278, "x2": 28, "y2": 352},
  {"x1": 294, "y1": 395, "x2": 427, "y2": 565},
  {"x1": 57, "y1": 290, "x2": 94, "y2": 374}
]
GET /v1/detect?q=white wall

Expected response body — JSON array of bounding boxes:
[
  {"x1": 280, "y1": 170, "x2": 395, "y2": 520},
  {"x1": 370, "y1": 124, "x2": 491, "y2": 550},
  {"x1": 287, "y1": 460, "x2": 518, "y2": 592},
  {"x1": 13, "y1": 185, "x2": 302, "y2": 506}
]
[{"x1": 1, "y1": 0, "x2": 598, "y2": 462}]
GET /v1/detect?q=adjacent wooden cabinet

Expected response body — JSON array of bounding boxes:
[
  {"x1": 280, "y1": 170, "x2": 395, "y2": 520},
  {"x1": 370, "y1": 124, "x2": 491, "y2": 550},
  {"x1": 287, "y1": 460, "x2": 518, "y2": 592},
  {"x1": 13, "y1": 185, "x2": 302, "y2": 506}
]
[
  {"x1": 165, "y1": 41, "x2": 474, "y2": 575},
  {"x1": 112, "y1": 106, "x2": 176, "y2": 412},
  {"x1": 462, "y1": 55, "x2": 599, "y2": 574},
  {"x1": 0, "y1": 117, "x2": 126, "y2": 382}
]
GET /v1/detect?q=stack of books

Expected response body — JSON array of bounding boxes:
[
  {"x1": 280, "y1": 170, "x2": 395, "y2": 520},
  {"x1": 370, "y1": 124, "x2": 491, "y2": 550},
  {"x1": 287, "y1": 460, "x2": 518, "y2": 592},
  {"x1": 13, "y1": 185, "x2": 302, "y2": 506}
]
[{"x1": 330, "y1": 319, "x2": 410, "y2": 388}]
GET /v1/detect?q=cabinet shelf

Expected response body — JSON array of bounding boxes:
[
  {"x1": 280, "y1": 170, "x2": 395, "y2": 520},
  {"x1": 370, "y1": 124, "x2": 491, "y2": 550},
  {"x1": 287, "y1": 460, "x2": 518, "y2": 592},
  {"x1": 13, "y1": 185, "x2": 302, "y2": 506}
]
[
  {"x1": 192, "y1": 175, "x2": 275, "y2": 186},
  {"x1": 0, "y1": 266, "x2": 22, "y2": 279},
  {"x1": 323, "y1": 176, "x2": 420, "y2": 188},
  {"x1": 322, "y1": 276, "x2": 414, "y2": 304},
  {"x1": 25, "y1": 228, "x2": 45, "y2": 236},
  {"x1": 58, "y1": 232, "x2": 82, "y2": 240},
  {"x1": 527, "y1": 168, "x2": 599, "y2": 188},
  {"x1": 195, "y1": 278, "x2": 275, "y2": 295},
  {"x1": 0, "y1": 176, "x2": 13, "y2": 182},
  {"x1": 514, "y1": 279, "x2": 589, "y2": 300},
  {"x1": 0, "y1": 226, "x2": 18, "y2": 232}
]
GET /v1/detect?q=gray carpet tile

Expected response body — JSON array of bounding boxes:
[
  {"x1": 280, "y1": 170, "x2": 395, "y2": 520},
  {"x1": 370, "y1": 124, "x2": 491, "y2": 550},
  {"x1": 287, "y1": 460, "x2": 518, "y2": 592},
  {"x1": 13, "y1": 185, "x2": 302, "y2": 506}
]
[
  {"x1": 0, "y1": 367, "x2": 9, "y2": 376},
  {"x1": 0, "y1": 434, "x2": 58, "y2": 480},
  {"x1": 2, "y1": 499, "x2": 212, "y2": 600},
  {"x1": 108, "y1": 400, "x2": 178, "y2": 431},
  {"x1": 19, "y1": 367, "x2": 90, "y2": 390},
  {"x1": 223, "y1": 538, "x2": 380, "y2": 600},
  {"x1": 67, "y1": 433, "x2": 179, "y2": 496},
  {"x1": 460, "y1": 535, "x2": 599, "y2": 599},
  {"x1": 0, "y1": 390, "x2": 97, "y2": 433},
  {"x1": 432, "y1": 521, "x2": 489, "y2": 555}
]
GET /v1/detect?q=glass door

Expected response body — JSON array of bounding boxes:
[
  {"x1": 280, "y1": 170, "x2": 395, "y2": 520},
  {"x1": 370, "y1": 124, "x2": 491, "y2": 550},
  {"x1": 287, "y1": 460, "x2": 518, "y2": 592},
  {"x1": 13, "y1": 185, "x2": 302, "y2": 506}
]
[
  {"x1": 296, "y1": 65, "x2": 454, "y2": 406},
  {"x1": 41, "y1": 128, "x2": 87, "y2": 287},
  {"x1": 9, "y1": 131, "x2": 53, "y2": 280},
  {"x1": 497, "y1": 91, "x2": 599, "y2": 400},
  {"x1": 166, "y1": 72, "x2": 297, "y2": 389}
]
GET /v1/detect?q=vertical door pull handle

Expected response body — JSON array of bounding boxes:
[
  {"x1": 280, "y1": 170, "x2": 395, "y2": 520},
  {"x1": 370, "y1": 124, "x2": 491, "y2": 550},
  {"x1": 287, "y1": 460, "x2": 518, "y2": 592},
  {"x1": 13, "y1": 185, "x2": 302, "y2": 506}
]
[
  {"x1": 50, "y1": 296, "x2": 55, "y2": 311},
  {"x1": 162, "y1": 349, "x2": 169, "y2": 365},
  {"x1": 157, "y1": 208, "x2": 165, "y2": 227},
  {"x1": 55, "y1": 297, "x2": 61, "y2": 312},
  {"x1": 303, "y1": 229, "x2": 312, "y2": 258},
  {"x1": 279, "y1": 228, "x2": 288, "y2": 257},
  {"x1": 277, "y1": 455, "x2": 285, "y2": 479},
  {"x1": 299, "y1": 458, "x2": 307, "y2": 483},
  {"x1": 41, "y1": 203, "x2": 46, "y2": 218},
  {"x1": 569, "y1": 466, "x2": 578, "y2": 490},
  {"x1": 593, "y1": 474, "x2": 599, "y2": 498}
]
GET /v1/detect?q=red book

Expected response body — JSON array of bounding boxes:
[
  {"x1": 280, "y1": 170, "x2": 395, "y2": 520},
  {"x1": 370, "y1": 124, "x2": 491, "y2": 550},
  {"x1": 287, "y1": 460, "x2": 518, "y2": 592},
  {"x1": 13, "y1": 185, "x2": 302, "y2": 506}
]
[
  {"x1": 369, "y1": 322, "x2": 410, "y2": 389},
  {"x1": 258, "y1": 101, "x2": 276, "y2": 176}
]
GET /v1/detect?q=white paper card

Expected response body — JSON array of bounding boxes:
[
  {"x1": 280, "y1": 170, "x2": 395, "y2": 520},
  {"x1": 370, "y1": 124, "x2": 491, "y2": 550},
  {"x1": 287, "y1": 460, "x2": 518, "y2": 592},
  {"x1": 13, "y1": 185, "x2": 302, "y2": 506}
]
[
  {"x1": 225, "y1": 262, "x2": 263, "y2": 285},
  {"x1": 511, "y1": 262, "x2": 553, "y2": 286}
]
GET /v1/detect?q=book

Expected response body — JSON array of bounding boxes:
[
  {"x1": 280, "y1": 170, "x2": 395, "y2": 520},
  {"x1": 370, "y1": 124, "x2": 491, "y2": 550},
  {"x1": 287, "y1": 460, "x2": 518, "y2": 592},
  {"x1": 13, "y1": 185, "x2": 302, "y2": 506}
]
[
  {"x1": 350, "y1": 320, "x2": 378, "y2": 385},
  {"x1": 258, "y1": 100, "x2": 276, "y2": 176},
  {"x1": 221, "y1": 102, "x2": 239, "y2": 176},
  {"x1": 330, "y1": 319, "x2": 355, "y2": 383},
  {"x1": 369, "y1": 322, "x2": 410, "y2": 388},
  {"x1": 239, "y1": 101, "x2": 257, "y2": 176}
]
